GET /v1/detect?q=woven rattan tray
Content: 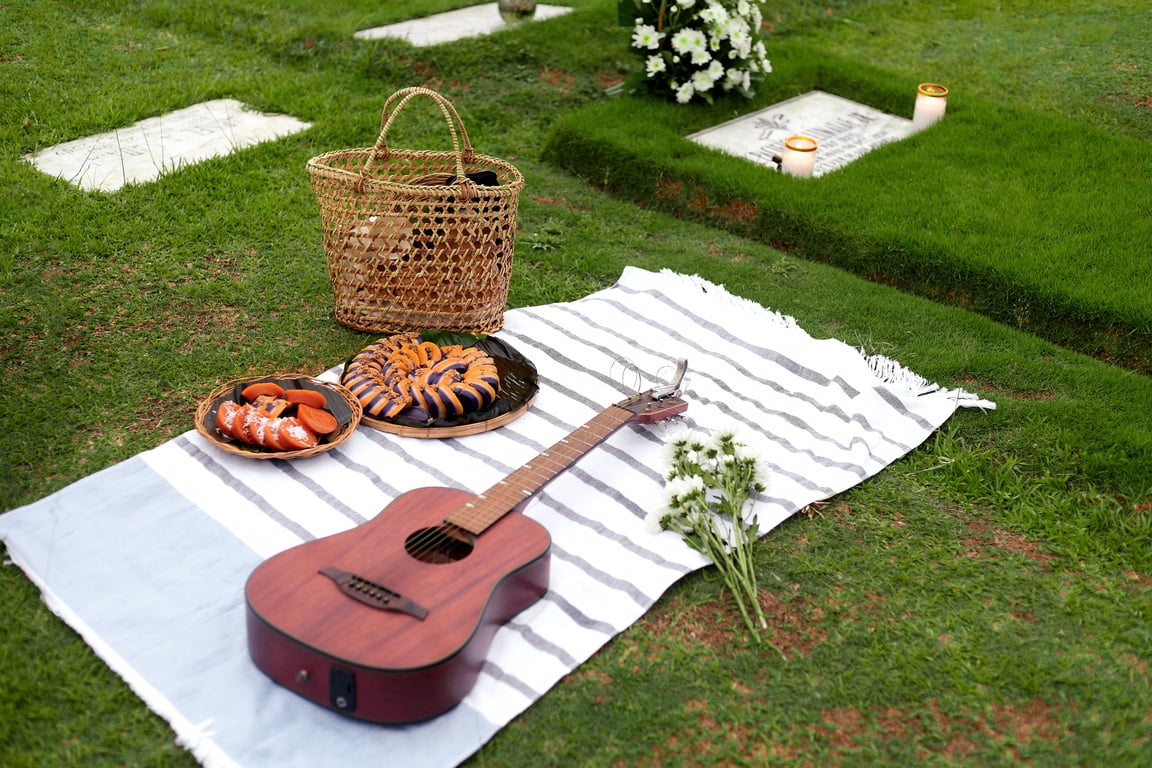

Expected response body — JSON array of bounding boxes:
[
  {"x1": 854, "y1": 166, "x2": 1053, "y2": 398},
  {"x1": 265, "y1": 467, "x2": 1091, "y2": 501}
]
[
  {"x1": 353, "y1": 336, "x2": 538, "y2": 439},
  {"x1": 194, "y1": 373, "x2": 363, "y2": 459}
]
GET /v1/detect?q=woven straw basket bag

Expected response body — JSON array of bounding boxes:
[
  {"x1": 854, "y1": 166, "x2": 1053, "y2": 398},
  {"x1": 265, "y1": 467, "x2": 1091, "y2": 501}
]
[{"x1": 307, "y1": 87, "x2": 524, "y2": 334}]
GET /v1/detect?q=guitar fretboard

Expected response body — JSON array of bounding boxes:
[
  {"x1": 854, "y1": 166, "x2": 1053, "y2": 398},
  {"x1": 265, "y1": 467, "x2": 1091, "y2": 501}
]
[{"x1": 446, "y1": 404, "x2": 636, "y2": 535}]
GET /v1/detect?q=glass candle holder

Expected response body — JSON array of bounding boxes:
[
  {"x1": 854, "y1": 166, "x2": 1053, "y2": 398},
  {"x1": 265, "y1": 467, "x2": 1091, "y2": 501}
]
[
  {"x1": 780, "y1": 136, "x2": 818, "y2": 178},
  {"x1": 912, "y1": 83, "x2": 948, "y2": 131},
  {"x1": 498, "y1": 0, "x2": 537, "y2": 24}
]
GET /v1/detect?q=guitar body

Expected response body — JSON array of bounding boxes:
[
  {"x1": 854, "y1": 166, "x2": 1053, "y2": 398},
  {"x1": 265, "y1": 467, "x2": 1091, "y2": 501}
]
[
  {"x1": 245, "y1": 486, "x2": 551, "y2": 724},
  {"x1": 245, "y1": 375, "x2": 688, "y2": 724}
]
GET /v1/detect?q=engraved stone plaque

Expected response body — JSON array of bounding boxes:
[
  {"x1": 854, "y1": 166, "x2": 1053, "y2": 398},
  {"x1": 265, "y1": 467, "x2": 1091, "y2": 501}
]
[
  {"x1": 24, "y1": 99, "x2": 311, "y2": 192},
  {"x1": 354, "y1": 3, "x2": 572, "y2": 47},
  {"x1": 688, "y1": 90, "x2": 915, "y2": 177}
]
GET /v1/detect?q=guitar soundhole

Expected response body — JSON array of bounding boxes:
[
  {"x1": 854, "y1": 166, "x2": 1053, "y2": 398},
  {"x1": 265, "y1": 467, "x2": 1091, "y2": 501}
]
[{"x1": 405, "y1": 526, "x2": 474, "y2": 564}]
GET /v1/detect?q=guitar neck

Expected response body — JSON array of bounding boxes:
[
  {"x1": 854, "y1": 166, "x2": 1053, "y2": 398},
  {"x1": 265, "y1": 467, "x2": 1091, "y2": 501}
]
[{"x1": 445, "y1": 404, "x2": 637, "y2": 536}]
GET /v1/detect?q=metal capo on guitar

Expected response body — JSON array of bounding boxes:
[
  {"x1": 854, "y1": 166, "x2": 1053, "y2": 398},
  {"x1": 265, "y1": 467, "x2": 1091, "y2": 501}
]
[{"x1": 651, "y1": 358, "x2": 688, "y2": 400}]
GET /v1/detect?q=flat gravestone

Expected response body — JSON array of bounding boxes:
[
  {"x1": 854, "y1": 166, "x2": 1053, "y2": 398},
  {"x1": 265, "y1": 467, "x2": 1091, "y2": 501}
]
[
  {"x1": 688, "y1": 90, "x2": 915, "y2": 177},
  {"x1": 24, "y1": 99, "x2": 311, "y2": 192},
  {"x1": 354, "y1": 3, "x2": 572, "y2": 47}
]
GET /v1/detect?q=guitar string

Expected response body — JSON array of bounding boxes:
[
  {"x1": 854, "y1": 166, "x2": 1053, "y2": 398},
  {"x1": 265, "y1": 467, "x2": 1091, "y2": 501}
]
[
  {"x1": 402, "y1": 408, "x2": 634, "y2": 562},
  {"x1": 402, "y1": 427, "x2": 608, "y2": 560},
  {"x1": 400, "y1": 396, "x2": 683, "y2": 563}
]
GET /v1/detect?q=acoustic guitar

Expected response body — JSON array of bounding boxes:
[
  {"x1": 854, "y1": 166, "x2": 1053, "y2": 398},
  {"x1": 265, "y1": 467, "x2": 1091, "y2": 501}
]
[{"x1": 245, "y1": 368, "x2": 688, "y2": 724}]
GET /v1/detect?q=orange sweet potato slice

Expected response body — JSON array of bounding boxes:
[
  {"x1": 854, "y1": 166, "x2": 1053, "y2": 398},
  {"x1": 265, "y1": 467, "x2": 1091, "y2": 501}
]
[
  {"x1": 283, "y1": 389, "x2": 328, "y2": 409},
  {"x1": 297, "y1": 403, "x2": 339, "y2": 435},
  {"x1": 240, "y1": 407, "x2": 270, "y2": 445},
  {"x1": 216, "y1": 401, "x2": 243, "y2": 438},
  {"x1": 277, "y1": 418, "x2": 318, "y2": 450},
  {"x1": 262, "y1": 418, "x2": 287, "y2": 451},
  {"x1": 230, "y1": 405, "x2": 253, "y2": 441},
  {"x1": 241, "y1": 381, "x2": 286, "y2": 402}
]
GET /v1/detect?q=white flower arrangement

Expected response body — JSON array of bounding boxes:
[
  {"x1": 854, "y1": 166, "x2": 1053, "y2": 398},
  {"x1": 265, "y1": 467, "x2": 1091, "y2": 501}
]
[
  {"x1": 647, "y1": 425, "x2": 770, "y2": 637},
  {"x1": 620, "y1": 0, "x2": 772, "y2": 104}
]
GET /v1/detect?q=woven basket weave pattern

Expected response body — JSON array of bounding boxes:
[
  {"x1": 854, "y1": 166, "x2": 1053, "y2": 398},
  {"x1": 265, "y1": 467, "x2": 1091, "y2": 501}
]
[
  {"x1": 308, "y1": 88, "x2": 524, "y2": 334},
  {"x1": 194, "y1": 374, "x2": 363, "y2": 460}
]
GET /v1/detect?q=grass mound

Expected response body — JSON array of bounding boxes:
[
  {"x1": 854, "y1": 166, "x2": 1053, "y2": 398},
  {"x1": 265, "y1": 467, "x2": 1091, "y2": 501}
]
[{"x1": 544, "y1": 40, "x2": 1152, "y2": 373}]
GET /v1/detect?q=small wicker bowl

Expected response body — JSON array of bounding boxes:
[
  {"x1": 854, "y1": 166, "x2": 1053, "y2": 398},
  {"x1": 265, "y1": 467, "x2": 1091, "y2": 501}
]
[{"x1": 194, "y1": 373, "x2": 363, "y2": 460}]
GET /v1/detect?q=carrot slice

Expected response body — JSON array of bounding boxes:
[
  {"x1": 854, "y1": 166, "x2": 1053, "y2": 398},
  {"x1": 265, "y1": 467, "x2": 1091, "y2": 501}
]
[
  {"x1": 284, "y1": 389, "x2": 328, "y2": 409},
  {"x1": 241, "y1": 381, "x2": 286, "y2": 402},
  {"x1": 297, "y1": 403, "x2": 339, "y2": 435}
]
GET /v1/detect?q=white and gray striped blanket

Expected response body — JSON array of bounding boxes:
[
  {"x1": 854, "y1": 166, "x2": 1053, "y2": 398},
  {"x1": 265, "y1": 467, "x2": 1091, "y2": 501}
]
[{"x1": 0, "y1": 267, "x2": 990, "y2": 768}]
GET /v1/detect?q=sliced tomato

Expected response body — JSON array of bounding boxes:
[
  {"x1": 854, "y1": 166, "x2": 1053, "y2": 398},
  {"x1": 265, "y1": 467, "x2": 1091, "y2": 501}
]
[{"x1": 297, "y1": 403, "x2": 339, "y2": 435}]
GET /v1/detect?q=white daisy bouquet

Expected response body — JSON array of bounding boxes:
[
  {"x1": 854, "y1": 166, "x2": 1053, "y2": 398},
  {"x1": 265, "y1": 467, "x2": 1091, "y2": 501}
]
[
  {"x1": 619, "y1": 0, "x2": 772, "y2": 104},
  {"x1": 648, "y1": 426, "x2": 769, "y2": 637}
]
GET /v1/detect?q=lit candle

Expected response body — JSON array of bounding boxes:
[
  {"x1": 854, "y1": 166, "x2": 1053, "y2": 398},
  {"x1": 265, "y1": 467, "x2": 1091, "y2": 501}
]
[
  {"x1": 912, "y1": 83, "x2": 948, "y2": 131},
  {"x1": 780, "y1": 135, "x2": 818, "y2": 178}
]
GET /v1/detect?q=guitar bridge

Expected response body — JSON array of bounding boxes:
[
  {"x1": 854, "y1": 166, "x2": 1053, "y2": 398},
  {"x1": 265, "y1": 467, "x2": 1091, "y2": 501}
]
[{"x1": 319, "y1": 567, "x2": 429, "y2": 620}]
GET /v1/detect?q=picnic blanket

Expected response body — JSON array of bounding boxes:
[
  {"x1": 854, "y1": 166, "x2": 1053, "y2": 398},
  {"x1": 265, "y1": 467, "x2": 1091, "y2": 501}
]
[{"x1": 0, "y1": 267, "x2": 991, "y2": 768}]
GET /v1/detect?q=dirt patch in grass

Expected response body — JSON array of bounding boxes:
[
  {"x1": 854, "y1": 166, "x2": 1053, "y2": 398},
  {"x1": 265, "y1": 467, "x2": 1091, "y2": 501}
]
[
  {"x1": 627, "y1": 698, "x2": 779, "y2": 767},
  {"x1": 956, "y1": 374, "x2": 1055, "y2": 401},
  {"x1": 712, "y1": 197, "x2": 761, "y2": 227},
  {"x1": 594, "y1": 71, "x2": 625, "y2": 90},
  {"x1": 653, "y1": 176, "x2": 684, "y2": 203},
  {"x1": 961, "y1": 514, "x2": 1056, "y2": 571},
  {"x1": 124, "y1": 393, "x2": 195, "y2": 440},
  {"x1": 1120, "y1": 653, "x2": 1150, "y2": 684},
  {"x1": 569, "y1": 667, "x2": 615, "y2": 705},
  {"x1": 628, "y1": 693, "x2": 1063, "y2": 766},
  {"x1": 642, "y1": 587, "x2": 832, "y2": 660},
  {"x1": 528, "y1": 193, "x2": 588, "y2": 211},
  {"x1": 1124, "y1": 570, "x2": 1152, "y2": 591},
  {"x1": 539, "y1": 68, "x2": 576, "y2": 94},
  {"x1": 641, "y1": 591, "x2": 738, "y2": 651},
  {"x1": 757, "y1": 588, "x2": 830, "y2": 660},
  {"x1": 862, "y1": 697, "x2": 1059, "y2": 763},
  {"x1": 793, "y1": 697, "x2": 1060, "y2": 764}
]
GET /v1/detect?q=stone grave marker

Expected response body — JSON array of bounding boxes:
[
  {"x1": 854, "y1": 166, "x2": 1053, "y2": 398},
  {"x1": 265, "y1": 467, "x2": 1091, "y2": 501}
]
[
  {"x1": 24, "y1": 99, "x2": 311, "y2": 192},
  {"x1": 687, "y1": 90, "x2": 915, "y2": 177},
  {"x1": 354, "y1": 3, "x2": 572, "y2": 47}
]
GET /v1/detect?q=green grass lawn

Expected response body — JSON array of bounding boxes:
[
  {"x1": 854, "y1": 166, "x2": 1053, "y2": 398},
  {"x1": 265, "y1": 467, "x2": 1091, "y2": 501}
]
[
  {"x1": 1, "y1": 0, "x2": 1150, "y2": 765},
  {"x1": 546, "y1": 37, "x2": 1152, "y2": 374}
]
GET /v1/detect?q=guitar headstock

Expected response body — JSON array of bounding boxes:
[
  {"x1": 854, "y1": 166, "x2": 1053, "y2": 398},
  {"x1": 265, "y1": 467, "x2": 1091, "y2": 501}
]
[
  {"x1": 616, "y1": 358, "x2": 689, "y2": 424},
  {"x1": 622, "y1": 393, "x2": 688, "y2": 424}
]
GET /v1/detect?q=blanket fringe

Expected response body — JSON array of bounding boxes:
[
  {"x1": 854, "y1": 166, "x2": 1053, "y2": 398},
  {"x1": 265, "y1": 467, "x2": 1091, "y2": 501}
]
[
  {"x1": 864, "y1": 352, "x2": 938, "y2": 394},
  {"x1": 865, "y1": 352, "x2": 996, "y2": 410},
  {"x1": 660, "y1": 268, "x2": 800, "y2": 330},
  {"x1": 656, "y1": 269, "x2": 996, "y2": 411}
]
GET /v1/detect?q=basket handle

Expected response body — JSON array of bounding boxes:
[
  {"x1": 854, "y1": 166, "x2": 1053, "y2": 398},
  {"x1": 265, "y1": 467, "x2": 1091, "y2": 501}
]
[{"x1": 358, "y1": 87, "x2": 478, "y2": 192}]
